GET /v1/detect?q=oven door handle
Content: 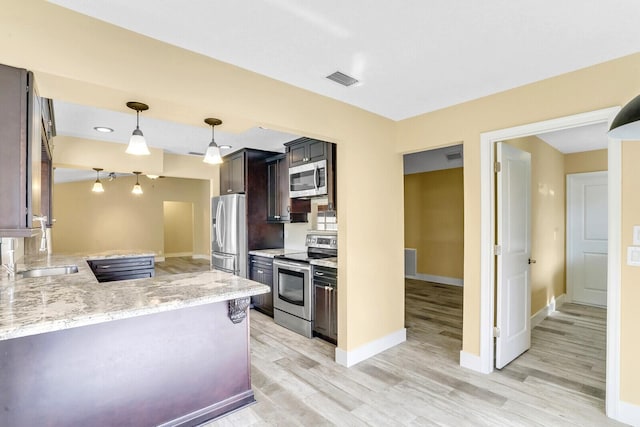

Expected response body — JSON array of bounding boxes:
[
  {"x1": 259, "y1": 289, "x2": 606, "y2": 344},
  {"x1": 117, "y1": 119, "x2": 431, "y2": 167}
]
[{"x1": 274, "y1": 260, "x2": 310, "y2": 272}]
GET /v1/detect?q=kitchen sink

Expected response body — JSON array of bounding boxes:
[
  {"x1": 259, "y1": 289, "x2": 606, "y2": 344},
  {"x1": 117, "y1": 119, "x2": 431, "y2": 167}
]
[{"x1": 18, "y1": 265, "x2": 79, "y2": 279}]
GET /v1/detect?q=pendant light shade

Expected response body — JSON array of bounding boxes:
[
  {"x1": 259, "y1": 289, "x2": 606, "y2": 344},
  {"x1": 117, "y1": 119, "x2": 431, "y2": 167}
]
[
  {"x1": 126, "y1": 102, "x2": 151, "y2": 155},
  {"x1": 131, "y1": 171, "x2": 143, "y2": 195},
  {"x1": 92, "y1": 168, "x2": 104, "y2": 193},
  {"x1": 609, "y1": 94, "x2": 640, "y2": 139},
  {"x1": 203, "y1": 118, "x2": 223, "y2": 165}
]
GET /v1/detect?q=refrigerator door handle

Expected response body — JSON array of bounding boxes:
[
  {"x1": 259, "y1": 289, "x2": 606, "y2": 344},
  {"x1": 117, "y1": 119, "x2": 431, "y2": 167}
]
[
  {"x1": 218, "y1": 200, "x2": 225, "y2": 248},
  {"x1": 215, "y1": 200, "x2": 223, "y2": 249}
]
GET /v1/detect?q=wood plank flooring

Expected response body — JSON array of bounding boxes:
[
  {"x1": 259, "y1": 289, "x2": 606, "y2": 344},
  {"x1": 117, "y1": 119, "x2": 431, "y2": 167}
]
[{"x1": 201, "y1": 278, "x2": 620, "y2": 426}]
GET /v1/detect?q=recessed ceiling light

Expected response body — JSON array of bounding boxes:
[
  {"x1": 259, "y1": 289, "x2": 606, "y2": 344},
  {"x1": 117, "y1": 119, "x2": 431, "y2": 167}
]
[{"x1": 94, "y1": 126, "x2": 114, "y2": 133}]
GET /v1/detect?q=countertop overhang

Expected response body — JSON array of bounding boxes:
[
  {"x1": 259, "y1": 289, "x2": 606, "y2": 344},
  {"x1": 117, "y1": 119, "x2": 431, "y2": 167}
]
[{"x1": 0, "y1": 253, "x2": 269, "y2": 341}]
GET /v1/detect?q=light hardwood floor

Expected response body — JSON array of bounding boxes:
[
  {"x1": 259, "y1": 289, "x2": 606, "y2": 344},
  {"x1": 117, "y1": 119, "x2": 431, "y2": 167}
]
[{"x1": 203, "y1": 278, "x2": 620, "y2": 426}]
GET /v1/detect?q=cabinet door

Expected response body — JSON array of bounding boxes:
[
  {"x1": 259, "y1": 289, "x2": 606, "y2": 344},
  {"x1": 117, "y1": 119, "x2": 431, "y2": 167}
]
[
  {"x1": 307, "y1": 140, "x2": 326, "y2": 163},
  {"x1": 288, "y1": 143, "x2": 307, "y2": 167},
  {"x1": 266, "y1": 159, "x2": 280, "y2": 221},
  {"x1": 229, "y1": 153, "x2": 245, "y2": 193},
  {"x1": 329, "y1": 286, "x2": 338, "y2": 341},
  {"x1": 313, "y1": 284, "x2": 331, "y2": 336},
  {"x1": 219, "y1": 160, "x2": 232, "y2": 194}
]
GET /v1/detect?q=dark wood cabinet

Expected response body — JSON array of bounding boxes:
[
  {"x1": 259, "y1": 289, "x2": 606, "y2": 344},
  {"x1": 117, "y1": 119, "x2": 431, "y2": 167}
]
[
  {"x1": 285, "y1": 137, "x2": 337, "y2": 211},
  {"x1": 286, "y1": 137, "x2": 327, "y2": 167},
  {"x1": 219, "y1": 148, "x2": 284, "y2": 257},
  {"x1": 313, "y1": 265, "x2": 337, "y2": 345},
  {"x1": 249, "y1": 255, "x2": 274, "y2": 317},
  {"x1": 87, "y1": 256, "x2": 155, "y2": 283},
  {"x1": 219, "y1": 151, "x2": 245, "y2": 194},
  {"x1": 0, "y1": 64, "x2": 47, "y2": 237},
  {"x1": 266, "y1": 154, "x2": 310, "y2": 223}
]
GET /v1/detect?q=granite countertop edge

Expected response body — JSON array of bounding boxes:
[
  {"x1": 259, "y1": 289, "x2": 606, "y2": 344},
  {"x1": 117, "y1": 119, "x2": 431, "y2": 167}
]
[{"x1": 0, "y1": 252, "x2": 268, "y2": 341}]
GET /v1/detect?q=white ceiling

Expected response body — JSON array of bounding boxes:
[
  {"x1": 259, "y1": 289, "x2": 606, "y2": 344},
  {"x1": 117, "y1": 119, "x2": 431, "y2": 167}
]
[
  {"x1": 537, "y1": 122, "x2": 610, "y2": 154},
  {"x1": 46, "y1": 1, "x2": 635, "y2": 161}
]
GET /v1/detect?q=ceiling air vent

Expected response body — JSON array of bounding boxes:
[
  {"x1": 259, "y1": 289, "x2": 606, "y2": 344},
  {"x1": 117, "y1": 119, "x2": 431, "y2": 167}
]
[
  {"x1": 326, "y1": 71, "x2": 359, "y2": 87},
  {"x1": 188, "y1": 151, "x2": 205, "y2": 156},
  {"x1": 446, "y1": 151, "x2": 462, "y2": 161}
]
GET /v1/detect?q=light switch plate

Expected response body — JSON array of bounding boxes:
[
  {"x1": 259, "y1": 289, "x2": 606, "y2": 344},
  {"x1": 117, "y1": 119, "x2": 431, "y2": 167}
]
[
  {"x1": 627, "y1": 246, "x2": 640, "y2": 266},
  {"x1": 634, "y1": 226, "x2": 640, "y2": 245}
]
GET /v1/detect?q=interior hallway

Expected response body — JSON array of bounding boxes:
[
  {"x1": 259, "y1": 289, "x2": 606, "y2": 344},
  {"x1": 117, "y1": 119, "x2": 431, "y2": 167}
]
[{"x1": 205, "y1": 279, "x2": 619, "y2": 426}]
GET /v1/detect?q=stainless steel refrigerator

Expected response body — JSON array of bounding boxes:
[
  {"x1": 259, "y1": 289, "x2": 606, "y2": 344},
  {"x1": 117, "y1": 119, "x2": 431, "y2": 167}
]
[{"x1": 211, "y1": 194, "x2": 247, "y2": 278}]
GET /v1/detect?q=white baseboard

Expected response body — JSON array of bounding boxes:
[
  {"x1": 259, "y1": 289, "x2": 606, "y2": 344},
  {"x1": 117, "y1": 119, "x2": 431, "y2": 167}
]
[
  {"x1": 617, "y1": 400, "x2": 640, "y2": 425},
  {"x1": 154, "y1": 256, "x2": 165, "y2": 262},
  {"x1": 335, "y1": 328, "x2": 406, "y2": 367},
  {"x1": 531, "y1": 294, "x2": 566, "y2": 328},
  {"x1": 405, "y1": 273, "x2": 463, "y2": 287},
  {"x1": 460, "y1": 350, "x2": 491, "y2": 373},
  {"x1": 192, "y1": 254, "x2": 209, "y2": 260},
  {"x1": 164, "y1": 252, "x2": 194, "y2": 258}
]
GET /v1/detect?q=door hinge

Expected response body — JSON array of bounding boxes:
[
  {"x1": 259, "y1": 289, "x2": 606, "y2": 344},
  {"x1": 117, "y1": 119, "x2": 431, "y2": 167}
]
[
  {"x1": 494, "y1": 161, "x2": 501, "y2": 173},
  {"x1": 493, "y1": 326, "x2": 501, "y2": 338},
  {"x1": 494, "y1": 245, "x2": 502, "y2": 255}
]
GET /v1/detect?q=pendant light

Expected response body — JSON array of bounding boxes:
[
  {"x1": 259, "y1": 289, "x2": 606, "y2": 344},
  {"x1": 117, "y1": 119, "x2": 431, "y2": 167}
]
[
  {"x1": 131, "y1": 171, "x2": 143, "y2": 195},
  {"x1": 609, "y1": 95, "x2": 640, "y2": 139},
  {"x1": 203, "y1": 118, "x2": 223, "y2": 164},
  {"x1": 126, "y1": 102, "x2": 151, "y2": 155},
  {"x1": 91, "y1": 168, "x2": 104, "y2": 193}
]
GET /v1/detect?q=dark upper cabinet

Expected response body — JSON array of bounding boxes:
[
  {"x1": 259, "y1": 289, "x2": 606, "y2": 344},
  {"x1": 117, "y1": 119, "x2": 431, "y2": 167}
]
[
  {"x1": 286, "y1": 137, "x2": 327, "y2": 167},
  {"x1": 219, "y1": 150, "x2": 245, "y2": 194},
  {"x1": 0, "y1": 63, "x2": 49, "y2": 237},
  {"x1": 266, "y1": 153, "x2": 310, "y2": 223}
]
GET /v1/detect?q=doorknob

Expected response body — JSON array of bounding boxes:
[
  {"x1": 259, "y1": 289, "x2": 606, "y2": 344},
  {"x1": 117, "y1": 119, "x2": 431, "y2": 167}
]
[{"x1": 528, "y1": 258, "x2": 537, "y2": 264}]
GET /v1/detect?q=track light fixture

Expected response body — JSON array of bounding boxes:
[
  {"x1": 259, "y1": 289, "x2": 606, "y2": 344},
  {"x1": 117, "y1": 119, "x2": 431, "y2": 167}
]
[{"x1": 126, "y1": 102, "x2": 151, "y2": 155}]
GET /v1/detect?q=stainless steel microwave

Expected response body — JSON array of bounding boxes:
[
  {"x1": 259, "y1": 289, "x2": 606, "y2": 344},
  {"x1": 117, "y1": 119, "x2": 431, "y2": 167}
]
[{"x1": 289, "y1": 159, "x2": 327, "y2": 198}]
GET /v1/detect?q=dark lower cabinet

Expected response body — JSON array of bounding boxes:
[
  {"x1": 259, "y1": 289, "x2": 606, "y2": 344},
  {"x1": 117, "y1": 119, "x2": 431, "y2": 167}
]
[
  {"x1": 312, "y1": 266, "x2": 337, "y2": 344},
  {"x1": 249, "y1": 255, "x2": 273, "y2": 317},
  {"x1": 87, "y1": 256, "x2": 155, "y2": 283}
]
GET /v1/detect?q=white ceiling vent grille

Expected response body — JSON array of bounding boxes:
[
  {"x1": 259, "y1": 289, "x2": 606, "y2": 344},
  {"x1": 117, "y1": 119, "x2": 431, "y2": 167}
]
[{"x1": 326, "y1": 71, "x2": 359, "y2": 87}]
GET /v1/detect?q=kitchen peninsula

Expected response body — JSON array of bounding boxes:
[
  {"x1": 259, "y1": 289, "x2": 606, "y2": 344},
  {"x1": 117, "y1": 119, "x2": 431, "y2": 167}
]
[{"x1": 0, "y1": 253, "x2": 268, "y2": 427}]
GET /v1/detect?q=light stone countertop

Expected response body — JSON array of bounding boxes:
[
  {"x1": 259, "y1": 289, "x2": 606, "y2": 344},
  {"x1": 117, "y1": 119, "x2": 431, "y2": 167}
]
[
  {"x1": 249, "y1": 249, "x2": 337, "y2": 268},
  {"x1": 248, "y1": 248, "x2": 305, "y2": 258},
  {"x1": 0, "y1": 252, "x2": 269, "y2": 341}
]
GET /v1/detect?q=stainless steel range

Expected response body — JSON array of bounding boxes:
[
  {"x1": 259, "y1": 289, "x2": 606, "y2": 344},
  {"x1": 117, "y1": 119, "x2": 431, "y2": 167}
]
[{"x1": 273, "y1": 233, "x2": 337, "y2": 338}]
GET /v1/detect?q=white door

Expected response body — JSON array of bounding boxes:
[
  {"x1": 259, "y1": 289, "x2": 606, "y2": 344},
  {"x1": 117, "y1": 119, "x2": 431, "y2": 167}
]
[
  {"x1": 496, "y1": 142, "x2": 532, "y2": 369},
  {"x1": 567, "y1": 172, "x2": 608, "y2": 307}
]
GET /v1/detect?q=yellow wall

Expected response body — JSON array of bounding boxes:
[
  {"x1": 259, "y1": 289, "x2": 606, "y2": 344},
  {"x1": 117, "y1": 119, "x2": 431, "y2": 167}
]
[
  {"x1": 163, "y1": 201, "x2": 194, "y2": 256},
  {"x1": 621, "y1": 141, "x2": 640, "y2": 403},
  {"x1": 565, "y1": 149, "x2": 608, "y2": 174},
  {"x1": 52, "y1": 176, "x2": 210, "y2": 257},
  {"x1": 0, "y1": 0, "x2": 403, "y2": 354},
  {"x1": 404, "y1": 168, "x2": 464, "y2": 279},
  {"x1": 505, "y1": 137, "x2": 565, "y2": 315}
]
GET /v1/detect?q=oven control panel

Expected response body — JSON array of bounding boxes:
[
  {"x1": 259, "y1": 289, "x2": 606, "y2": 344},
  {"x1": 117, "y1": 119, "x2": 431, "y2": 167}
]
[{"x1": 306, "y1": 234, "x2": 337, "y2": 249}]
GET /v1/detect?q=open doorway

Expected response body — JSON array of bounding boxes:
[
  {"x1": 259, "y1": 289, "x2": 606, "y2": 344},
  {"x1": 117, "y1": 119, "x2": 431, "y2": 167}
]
[
  {"x1": 476, "y1": 107, "x2": 621, "y2": 417},
  {"x1": 403, "y1": 144, "x2": 464, "y2": 359}
]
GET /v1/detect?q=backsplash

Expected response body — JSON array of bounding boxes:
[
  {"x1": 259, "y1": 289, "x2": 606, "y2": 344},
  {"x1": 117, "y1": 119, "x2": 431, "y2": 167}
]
[{"x1": 283, "y1": 197, "x2": 336, "y2": 250}]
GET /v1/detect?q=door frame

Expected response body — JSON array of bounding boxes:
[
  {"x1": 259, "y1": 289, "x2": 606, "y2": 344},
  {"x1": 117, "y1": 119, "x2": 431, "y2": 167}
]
[
  {"x1": 566, "y1": 171, "x2": 609, "y2": 306},
  {"x1": 475, "y1": 107, "x2": 621, "y2": 417}
]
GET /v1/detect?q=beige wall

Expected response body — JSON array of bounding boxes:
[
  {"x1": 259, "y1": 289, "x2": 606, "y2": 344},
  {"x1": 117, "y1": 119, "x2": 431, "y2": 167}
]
[
  {"x1": 1, "y1": 1, "x2": 403, "y2": 354},
  {"x1": 52, "y1": 176, "x2": 210, "y2": 257},
  {"x1": 404, "y1": 168, "x2": 464, "y2": 279},
  {"x1": 505, "y1": 137, "x2": 565, "y2": 315},
  {"x1": 620, "y1": 141, "x2": 640, "y2": 403},
  {"x1": 565, "y1": 149, "x2": 607, "y2": 174},
  {"x1": 163, "y1": 201, "x2": 194, "y2": 256}
]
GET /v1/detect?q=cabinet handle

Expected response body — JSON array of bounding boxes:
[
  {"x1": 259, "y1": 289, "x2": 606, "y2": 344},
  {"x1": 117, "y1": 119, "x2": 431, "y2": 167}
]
[
  {"x1": 227, "y1": 189, "x2": 232, "y2": 193},
  {"x1": 257, "y1": 269, "x2": 264, "y2": 274},
  {"x1": 274, "y1": 215, "x2": 280, "y2": 219},
  {"x1": 315, "y1": 272, "x2": 324, "y2": 276}
]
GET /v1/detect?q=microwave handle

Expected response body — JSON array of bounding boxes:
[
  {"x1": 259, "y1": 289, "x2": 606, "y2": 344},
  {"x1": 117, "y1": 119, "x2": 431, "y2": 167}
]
[{"x1": 314, "y1": 165, "x2": 319, "y2": 190}]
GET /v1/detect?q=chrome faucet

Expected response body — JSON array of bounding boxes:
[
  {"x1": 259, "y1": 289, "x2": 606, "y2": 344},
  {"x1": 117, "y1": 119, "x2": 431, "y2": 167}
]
[{"x1": 33, "y1": 215, "x2": 48, "y2": 253}]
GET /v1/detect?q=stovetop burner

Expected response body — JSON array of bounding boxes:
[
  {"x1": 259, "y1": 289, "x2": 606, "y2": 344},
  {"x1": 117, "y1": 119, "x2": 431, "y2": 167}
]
[{"x1": 275, "y1": 233, "x2": 337, "y2": 263}]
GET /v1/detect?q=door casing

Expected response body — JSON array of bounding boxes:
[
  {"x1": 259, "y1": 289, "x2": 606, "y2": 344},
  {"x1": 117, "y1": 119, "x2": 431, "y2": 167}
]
[{"x1": 466, "y1": 106, "x2": 621, "y2": 420}]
